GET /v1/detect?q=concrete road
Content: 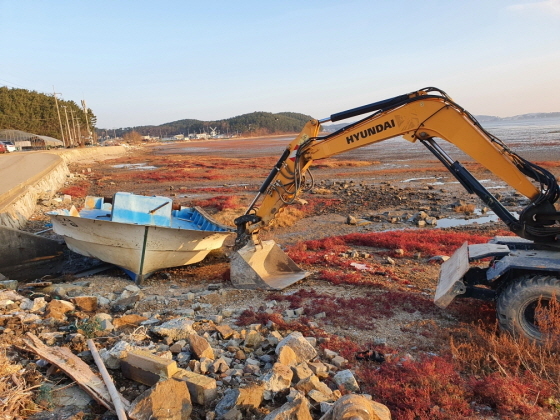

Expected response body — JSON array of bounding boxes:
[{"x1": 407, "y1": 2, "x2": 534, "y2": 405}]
[{"x1": 0, "y1": 152, "x2": 62, "y2": 206}]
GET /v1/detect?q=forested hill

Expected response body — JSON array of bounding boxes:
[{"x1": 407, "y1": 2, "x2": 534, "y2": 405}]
[
  {"x1": 108, "y1": 111, "x2": 314, "y2": 138},
  {"x1": 0, "y1": 87, "x2": 96, "y2": 139}
]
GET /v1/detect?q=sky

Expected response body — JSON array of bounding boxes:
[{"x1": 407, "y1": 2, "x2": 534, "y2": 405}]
[{"x1": 1, "y1": 0, "x2": 559, "y2": 129}]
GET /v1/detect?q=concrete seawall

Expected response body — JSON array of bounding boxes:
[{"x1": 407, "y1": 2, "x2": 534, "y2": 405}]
[{"x1": 0, "y1": 146, "x2": 127, "y2": 229}]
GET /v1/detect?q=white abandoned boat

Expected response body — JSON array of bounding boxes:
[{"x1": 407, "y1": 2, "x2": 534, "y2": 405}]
[{"x1": 48, "y1": 192, "x2": 233, "y2": 283}]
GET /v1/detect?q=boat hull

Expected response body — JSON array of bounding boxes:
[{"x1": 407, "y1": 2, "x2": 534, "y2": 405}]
[{"x1": 49, "y1": 214, "x2": 231, "y2": 283}]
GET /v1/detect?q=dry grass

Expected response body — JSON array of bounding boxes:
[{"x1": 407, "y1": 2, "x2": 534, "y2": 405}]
[
  {"x1": 212, "y1": 208, "x2": 245, "y2": 227},
  {"x1": 271, "y1": 207, "x2": 305, "y2": 227},
  {"x1": 0, "y1": 348, "x2": 39, "y2": 419},
  {"x1": 449, "y1": 299, "x2": 560, "y2": 417},
  {"x1": 454, "y1": 203, "x2": 476, "y2": 214}
]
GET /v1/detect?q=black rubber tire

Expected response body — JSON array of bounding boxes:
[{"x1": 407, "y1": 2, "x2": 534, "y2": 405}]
[{"x1": 497, "y1": 275, "x2": 560, "y2": 342}]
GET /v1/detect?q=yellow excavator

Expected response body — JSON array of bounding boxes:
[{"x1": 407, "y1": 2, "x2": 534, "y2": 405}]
[{"x1": 231, "y1": 87, "x2": 560, "y2": 341}]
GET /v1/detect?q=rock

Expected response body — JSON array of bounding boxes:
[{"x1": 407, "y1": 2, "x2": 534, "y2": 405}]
[
  {"x1": 244, "y1": 330, "x2": 264, "y2": 348},
  {"x1": 111, "y1": 293, "x2": 142, "y2": 312},
  {"x1": 308, "y1": 361, "x2": 328, "y2": 379},
  {"x1": 128, "y1": 378, "x2": 192, "y2": 420},
  {"x1": 170, "y1": 340, "x2": 186, "y2": 353},
  {"x1": 0, "y1": 280, "x2": 18, "y2": 290},
  {"x1": 125, "y1": 284, "x2": 141, "y2": 293},
  {"x1": 45, "y1": 299, "x2": 75, "y2": 321},
  {"x1": 71, "y1": 296, "x2": 98, "y2": 312},
  {"x1": 263, "y1": 392, "x2": 312, "y2": 420},
  {"x1": 295, "y1": 374, "x2": 333, "y2": 397},
  {"x1": 308, "y1": 389, "x2": 332, "y2": 403},
  {"x1": 215, "y1": 324, "x2": 235, "y2": 339},
  {"x1": 222, "y1": 408, "x2": 242, "y2": 420},
  {"x1": 276, "y1": 332, "x2": 317, "y2": 364},
  {"x1": 100, "y1": 341, "x2": 132, "y2": 370},
  {"x1": 19, "y1": 313, "x2": 41, "y2": 324},
  {"x1": 291, "y1": 363, "x2": 314, "y2": 382},
  {"x1": 43, "y1": 283, "x2": 86, "y2": 299},
  {"x1": 333, "y1": 369, "x2": 360, "y2": 393},
  {"x1": 215, "y1": 383, "x2": 264, "y2": 418},
  {"x1": 425, "y1": 216, "x2": 438, "y2": 226},
  {"x1": 428, "y1": 255, "x2": 450, "y2": 263},
  {"x1": 50, "y1": 383, "x2": 92, "y2": 407},
  {"x1": 151, "y1": 317, "x2": 195, "y2": 340},
  {"x1": 113, "y1": 314, "x2": 148, "y2": 328},
  {"x1": 188, "y1": 333, "x2": 215, "y2": 360},
  {"x1": 319, "y1": 394, "x2": 391, "y2": 420},
  {"x1": 20, "y1": 297, "x2": 47, "y2": 313},
  {"x1": 0, "y1": 290, "x2": 22, "y2": 302},
  {"x1": 234, "y1": 349, "x2": 246, "y2": 360},
  {"x1": 210, "y1": 357, "x2": 229, "y2": 374},
  {"x1": 262, "y1": 363, "x2": 294, "y2": 400},
  {"x1": 331, "y1": 355, "x2": 347, "y2": 368},
  {"x1": 323, "y1": 349, "x2": 337, "y2": 360},
  {"x1": 38, "y1": 331, "x2": 64, "y2": 345},
  {"x1": 277, "y1": 345, "x2": 298, "y2": 366}
]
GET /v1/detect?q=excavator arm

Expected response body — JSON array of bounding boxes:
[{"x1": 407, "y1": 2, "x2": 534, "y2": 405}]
[{"x1": 232, "y1": 87, "x2": 560, "y2": 289}]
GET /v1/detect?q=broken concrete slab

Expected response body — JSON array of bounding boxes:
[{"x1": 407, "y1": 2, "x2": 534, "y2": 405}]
[
  {"x1": 275, "y1": 332, "x2": 317, "y2": 364},
  {"x1": 124, "y1": 349, "x2": 178, "y2": 379},
  {"x1": 151, "y1": 317, "x2": 195, "y2": 340},
  {"x1": 173, "y1": 368, "x2": 218, "y2": 406},
  {"x1": 333, "y1": 370, "x2": 360, "y2": 393}
]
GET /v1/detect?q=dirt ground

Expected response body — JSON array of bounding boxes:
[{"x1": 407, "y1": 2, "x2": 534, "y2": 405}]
[
  {"x1": 9, "y1": 135, "x2": 560, "y2": 419},
  {"x1": 25, "y1": 136, "x2": 550, "y2": 349}
]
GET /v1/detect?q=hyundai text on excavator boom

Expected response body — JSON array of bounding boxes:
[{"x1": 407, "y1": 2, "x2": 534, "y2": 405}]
[{"x1": 231, "y1": 87, "x2": 560, "y2": 341}]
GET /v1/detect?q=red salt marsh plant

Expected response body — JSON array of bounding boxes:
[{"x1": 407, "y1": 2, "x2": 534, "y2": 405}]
[
  {"x1": 288, "y1": 229, "x2": 495, "y2": 266},
  {"x1": 60, "y1": 180, "x2": 90, "y2": 198},
  {"x1": 341, "y1": 229, "x2": 494, "y2": 257},
  {"x1": 191, "y1": 195, "x2": 243, "y2": 211}
]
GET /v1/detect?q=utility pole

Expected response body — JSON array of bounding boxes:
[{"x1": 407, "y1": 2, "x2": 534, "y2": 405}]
[
  {"x1": 62, "y1": 106, "x2": 74, "y2": 146},
  {"x1": 81, "y1": 99, "x2": 93, "y2": 145},
  {"x1": 76, "y1": 118, "x2": 82, "y2": 146},
  {"x1": 69, "y1": 109, "x2": 79, "y2": 146},
  {"x1": 52, "y1": 87, "x2": 66, "y2": 147}
]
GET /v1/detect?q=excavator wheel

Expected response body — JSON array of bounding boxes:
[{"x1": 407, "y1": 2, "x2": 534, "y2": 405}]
[{"x1": 497, "y1": 274, "x2": 560, "y2": 343}]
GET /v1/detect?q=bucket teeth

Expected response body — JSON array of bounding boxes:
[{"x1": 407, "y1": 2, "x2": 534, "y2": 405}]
[{"x1": 230, "y1": 240, "x2": 309, "y2": 290}]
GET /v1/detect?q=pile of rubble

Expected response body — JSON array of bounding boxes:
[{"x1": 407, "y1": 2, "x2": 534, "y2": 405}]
[{"x1": 0, "y1": 279, "x2": 391, "y2": 420}]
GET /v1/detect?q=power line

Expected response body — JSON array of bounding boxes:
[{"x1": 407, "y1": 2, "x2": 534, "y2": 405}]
[{"x1": 0, "y1": 78, "x2": 31, "y2": 89}]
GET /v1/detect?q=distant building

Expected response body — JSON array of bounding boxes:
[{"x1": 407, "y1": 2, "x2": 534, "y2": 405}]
[{"x1": 0, "y1": 129, "x2": 63, "y2": 149}]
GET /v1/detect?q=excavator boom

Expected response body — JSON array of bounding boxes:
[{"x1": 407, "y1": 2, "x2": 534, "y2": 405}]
[{"x1": 232, "y1": 87, "x2": 560, "y2": 289}]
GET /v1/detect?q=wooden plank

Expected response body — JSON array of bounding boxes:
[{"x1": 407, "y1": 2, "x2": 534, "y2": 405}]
[{"x1": 23, "y1": 333, "x2": 130, "y2": 412}]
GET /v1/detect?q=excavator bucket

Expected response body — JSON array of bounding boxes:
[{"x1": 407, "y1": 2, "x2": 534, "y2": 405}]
[{"x1": 230, "y1": 240, "x2": 309, "y2": 290}]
